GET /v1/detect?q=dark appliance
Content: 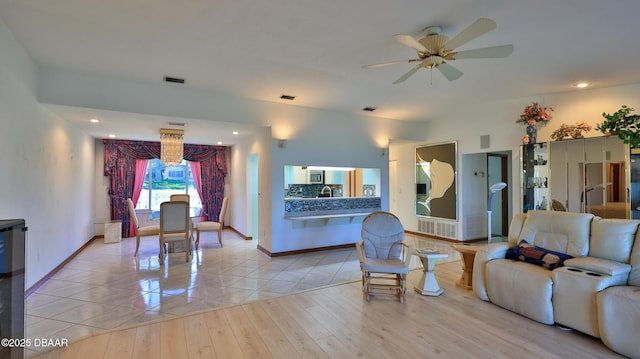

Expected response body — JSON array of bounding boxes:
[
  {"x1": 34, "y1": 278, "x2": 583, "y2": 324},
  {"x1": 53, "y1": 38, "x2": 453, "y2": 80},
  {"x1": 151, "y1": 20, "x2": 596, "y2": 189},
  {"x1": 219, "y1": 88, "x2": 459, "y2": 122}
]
[{"x1": 0, "y1": 219, "x2": 26, "y2": 359}]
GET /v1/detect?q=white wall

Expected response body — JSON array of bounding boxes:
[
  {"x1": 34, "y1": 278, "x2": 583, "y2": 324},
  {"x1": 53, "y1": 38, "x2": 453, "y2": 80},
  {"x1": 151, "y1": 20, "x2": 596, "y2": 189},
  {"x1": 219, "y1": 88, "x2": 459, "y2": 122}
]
[
  {"x1": 0, "y1": 19, "x2": 95, "y2": 288},
  {"x1": 391, "y1": 84, "x2": 640, "y2": 239},
  {"x1": 228, "y1": 127, "x2": 272, "y2": 247},
  {"x1": 461, "y1": 153, "x2": 488, "y2": 239},
  {"x1": 268, "y1": 110, "x2": 417, "y2": 253}
]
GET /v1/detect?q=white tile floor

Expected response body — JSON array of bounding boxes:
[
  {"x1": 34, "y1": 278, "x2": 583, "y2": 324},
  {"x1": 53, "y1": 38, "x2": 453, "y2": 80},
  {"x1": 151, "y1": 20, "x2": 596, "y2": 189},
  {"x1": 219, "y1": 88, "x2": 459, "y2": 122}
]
[{"x1": 25, "y1": 230, "x2": 462, "y2": 356}]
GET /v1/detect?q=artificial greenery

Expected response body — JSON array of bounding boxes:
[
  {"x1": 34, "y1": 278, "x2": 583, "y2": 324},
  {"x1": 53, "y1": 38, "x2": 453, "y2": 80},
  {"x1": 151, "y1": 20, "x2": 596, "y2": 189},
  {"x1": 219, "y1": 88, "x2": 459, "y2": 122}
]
[{"x1": 595, "y1": 105, "x2": 640, "y2": 148}]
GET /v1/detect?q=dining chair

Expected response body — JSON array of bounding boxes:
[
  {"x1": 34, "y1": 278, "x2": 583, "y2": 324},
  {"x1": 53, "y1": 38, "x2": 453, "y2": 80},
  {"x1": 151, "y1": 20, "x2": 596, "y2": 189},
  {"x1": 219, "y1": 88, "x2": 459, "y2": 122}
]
[
  {"x1": 158, "y1": 201, "x2": 192, "y2": 265},
  {"x1": 195, "y1": 197, "x2": 228, "y2": 249},
  {"x1": 356, "y1": 211, "x2": 413, "y2": 303},
  {"x1": 170, "y1": 193, "x2": 195, "y2": 244},
  {"x1": 170, "y1": 194, "x2": 190, "y2": 204},
  {"x1": 127, "y1": 198, "x2": 160, "y2": 256}
]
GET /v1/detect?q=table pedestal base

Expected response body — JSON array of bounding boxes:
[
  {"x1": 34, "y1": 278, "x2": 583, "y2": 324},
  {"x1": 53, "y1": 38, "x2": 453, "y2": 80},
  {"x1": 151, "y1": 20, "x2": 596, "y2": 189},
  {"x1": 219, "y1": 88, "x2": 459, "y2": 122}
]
[
  {"x1": 451, "y1": 244, "x2": 480, "y2": 290},
  {"x1": 414, "y1": 271, "x2": 444, "y2": 296},
  {"x1": 413, "y1": 252, "x2": 448, "y2": 297}
]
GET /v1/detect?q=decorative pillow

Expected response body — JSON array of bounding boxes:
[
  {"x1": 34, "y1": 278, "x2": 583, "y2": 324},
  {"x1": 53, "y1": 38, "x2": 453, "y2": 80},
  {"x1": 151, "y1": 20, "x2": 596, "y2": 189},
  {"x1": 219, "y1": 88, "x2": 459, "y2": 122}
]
[{"x1": 505, "y1": 239, "x2": 573, "y2": 270}]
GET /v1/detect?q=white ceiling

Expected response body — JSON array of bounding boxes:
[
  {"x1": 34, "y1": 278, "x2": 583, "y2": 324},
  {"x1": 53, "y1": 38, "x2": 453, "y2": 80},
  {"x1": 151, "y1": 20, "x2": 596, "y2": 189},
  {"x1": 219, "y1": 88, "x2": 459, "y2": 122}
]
[{"x1": 2, "y1": 0, "x2": 640, "y2": 145}]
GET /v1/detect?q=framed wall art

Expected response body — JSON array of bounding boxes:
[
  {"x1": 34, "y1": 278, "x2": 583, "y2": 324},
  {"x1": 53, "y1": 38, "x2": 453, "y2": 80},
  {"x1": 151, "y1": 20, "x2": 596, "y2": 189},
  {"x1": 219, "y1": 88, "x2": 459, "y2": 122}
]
[{"x1": 415, "y1": 141, "x2": 457, "y2": 220}]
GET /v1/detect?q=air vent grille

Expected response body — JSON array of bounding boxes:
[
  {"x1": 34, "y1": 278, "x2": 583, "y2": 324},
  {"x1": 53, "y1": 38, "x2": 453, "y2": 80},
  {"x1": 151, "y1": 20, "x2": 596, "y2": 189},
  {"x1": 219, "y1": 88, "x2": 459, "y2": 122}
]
[
  {"x1": 363, "y1": 107, "x2": 376, "y2": 112},
  {"x1": 417, "y1": 218, "x2": 457, "y2": 239},
  {"x1": 164, "y1": 76, "x2": 185, "y2": 84},
  {"x1": 280, "y1": 94, "x2": 296, "y2": 100}
]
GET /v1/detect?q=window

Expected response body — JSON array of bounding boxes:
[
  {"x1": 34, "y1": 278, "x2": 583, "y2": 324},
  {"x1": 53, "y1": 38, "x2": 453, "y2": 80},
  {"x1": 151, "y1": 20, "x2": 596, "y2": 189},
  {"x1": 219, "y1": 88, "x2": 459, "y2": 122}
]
[{"x1": 137, "y1": 159, "x2": 202, "y2": 211}]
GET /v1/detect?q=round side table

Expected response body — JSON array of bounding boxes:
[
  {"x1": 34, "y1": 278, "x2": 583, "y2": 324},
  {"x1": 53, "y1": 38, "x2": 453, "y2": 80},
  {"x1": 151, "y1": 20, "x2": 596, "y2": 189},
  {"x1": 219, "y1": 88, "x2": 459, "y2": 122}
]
[{"x1": 413, "y1": 251, "x2": 449, "y2": 296}]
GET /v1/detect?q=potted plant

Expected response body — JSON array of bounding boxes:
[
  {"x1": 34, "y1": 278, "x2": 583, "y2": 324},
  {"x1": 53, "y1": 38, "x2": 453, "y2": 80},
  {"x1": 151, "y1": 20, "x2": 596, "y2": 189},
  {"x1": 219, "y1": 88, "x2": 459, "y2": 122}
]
[
  {"x1": 596, "y1": 105, "x2": 640, "y2": 148},
  {"x1": 516, "y1": 102, "x2": 553, "y2": 144}
]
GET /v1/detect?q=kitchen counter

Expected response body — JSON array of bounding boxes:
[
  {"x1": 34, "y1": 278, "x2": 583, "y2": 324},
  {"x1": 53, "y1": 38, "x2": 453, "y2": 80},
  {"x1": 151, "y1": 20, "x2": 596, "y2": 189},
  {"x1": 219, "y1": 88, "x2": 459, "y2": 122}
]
[{"x1": 284, "y1": 196, "x2": 381, "y2": 218}]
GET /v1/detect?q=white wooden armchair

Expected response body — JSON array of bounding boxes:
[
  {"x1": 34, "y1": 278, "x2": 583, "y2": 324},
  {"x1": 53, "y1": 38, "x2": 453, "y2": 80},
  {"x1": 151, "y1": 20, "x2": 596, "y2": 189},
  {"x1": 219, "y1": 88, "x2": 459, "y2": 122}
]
[
  {"x1": 127, "y1": 198, "x2": 160, "y2": 256},
  {"x1": 195, "y1": 197, "x2": 228, "y2": 249},
  {"x1": 356, "y1": 211, "x2": 413, "y2": 303}
]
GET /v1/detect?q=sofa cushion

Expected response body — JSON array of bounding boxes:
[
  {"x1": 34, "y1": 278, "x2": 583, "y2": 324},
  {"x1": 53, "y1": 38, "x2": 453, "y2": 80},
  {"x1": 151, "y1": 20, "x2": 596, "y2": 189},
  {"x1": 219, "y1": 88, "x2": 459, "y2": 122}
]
[
  {"x1": 597, "y1": 286, "x2": 640, "y2": 358},
  {"x1": 590, "y1": 217, "x2": 639, "y2": 263},
  {"x1": 629, "y1": 232, "x2": 640, "y2": 286},
  {"x1": 486, "y1": 259, "x2": 555, "y2": 325},
  {"x1": 518, "y1": 210, "x2": 592, "y2": 257},
  {"x1": 506, "y1": 240, "x2": 573, "y2": 270},
  {"x1": 507, "y1": 213, "x2": 527, "y2": 247},
  {"x1": 564, "y1": 257, "x2": 631, "y2": 277}
]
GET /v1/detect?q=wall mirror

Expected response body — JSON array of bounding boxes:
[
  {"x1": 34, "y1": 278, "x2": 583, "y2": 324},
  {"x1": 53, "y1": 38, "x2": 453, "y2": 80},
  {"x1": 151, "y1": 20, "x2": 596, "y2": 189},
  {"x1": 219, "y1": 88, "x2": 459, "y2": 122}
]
[
  {"x1": 542, "y1": 135, "x2": 628, "y2": 218},
  {"x1": 416, "y1": 142, "x2": 457, "y2": 220},
  {"x1": 284, "y1": 166, "x2": 380, "y2": 198}
]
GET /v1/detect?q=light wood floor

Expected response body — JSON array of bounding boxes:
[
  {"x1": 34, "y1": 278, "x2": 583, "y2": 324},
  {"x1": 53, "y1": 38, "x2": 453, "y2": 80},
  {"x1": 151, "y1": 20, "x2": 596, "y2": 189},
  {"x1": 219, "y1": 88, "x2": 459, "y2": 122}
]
[{"x1": 33, "y1": 261, "x2": 623, "y2": 359}]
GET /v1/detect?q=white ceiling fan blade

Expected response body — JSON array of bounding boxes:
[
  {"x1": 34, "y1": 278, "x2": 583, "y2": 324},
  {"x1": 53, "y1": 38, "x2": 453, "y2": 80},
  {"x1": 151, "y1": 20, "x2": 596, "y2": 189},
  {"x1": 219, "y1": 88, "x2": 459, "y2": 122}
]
[
  {"x1": 393, "y1": 65, "x2": 421, "y2": 84},
  {"x1": 362, "y1": 59, "x2": 420, "y2": 69},
  {"x1": 452, "y1": 45, "x2": 514, "y2": 59},
  {"x1": 392, "y1": 34, "x2": 428, "y2": 53},
  {"x1": 438, "y1": 62, "x2": 463, "y2": 81},
  {"x1": 444, "y1": 18, "x2": 497, "y2": 51}
]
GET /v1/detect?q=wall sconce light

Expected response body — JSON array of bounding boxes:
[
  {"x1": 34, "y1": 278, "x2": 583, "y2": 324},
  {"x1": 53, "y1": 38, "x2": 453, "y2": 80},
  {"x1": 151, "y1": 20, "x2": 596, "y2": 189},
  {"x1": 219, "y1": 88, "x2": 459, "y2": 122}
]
[
  {"x1": 381, "y1": 148, "x2": 386, "y2": 156},
  {"x1": 277, "y1": 139, "x2": 287, "y2": 148}
]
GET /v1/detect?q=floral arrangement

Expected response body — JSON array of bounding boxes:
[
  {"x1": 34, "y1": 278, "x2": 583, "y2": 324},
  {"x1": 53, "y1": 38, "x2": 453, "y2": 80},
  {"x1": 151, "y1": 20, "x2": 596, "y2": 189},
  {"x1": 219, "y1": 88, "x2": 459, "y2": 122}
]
[
  {"x1": 550, "y1": 122, "x2": 592, "y2": 141},
  {"x1": 595, "y1": 105, "x2": 640, "y2": 148},
  {"x1": 550, "y1": 124, "x2": 573, "y2": 141},
  {"x1": 572, "y1": 122, "x2": 592, "y2": 138},
  {"x1": 516, "y1": 102, "x2": 554, "y2": 126}
]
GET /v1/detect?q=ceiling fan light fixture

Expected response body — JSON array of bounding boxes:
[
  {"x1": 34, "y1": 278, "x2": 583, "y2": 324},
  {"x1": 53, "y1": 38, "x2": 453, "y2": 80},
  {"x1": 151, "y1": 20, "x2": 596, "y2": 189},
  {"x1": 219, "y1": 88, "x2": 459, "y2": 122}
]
[
  {"x1": 422, "y1": 56, "x2": 443, "y2": 68},
  {"x1": 363, "y1": 18, "x2": 512, "y2": 84},
  {"x1": 419, "y1": 34, "x2": 449, "y2": 54}
]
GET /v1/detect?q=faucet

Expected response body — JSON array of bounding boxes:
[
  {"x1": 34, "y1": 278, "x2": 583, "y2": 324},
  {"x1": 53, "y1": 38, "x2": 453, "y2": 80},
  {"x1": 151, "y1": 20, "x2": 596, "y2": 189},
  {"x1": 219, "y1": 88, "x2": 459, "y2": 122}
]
[{"x1": 320, "y1": 186, "x2": 332, "y2": 197}]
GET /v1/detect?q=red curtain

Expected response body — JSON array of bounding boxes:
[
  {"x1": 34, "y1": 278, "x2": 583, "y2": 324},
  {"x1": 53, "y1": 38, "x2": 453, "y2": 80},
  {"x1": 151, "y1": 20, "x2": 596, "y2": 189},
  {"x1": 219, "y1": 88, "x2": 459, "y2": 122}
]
[
  {"x1": 130, "y1": 159, "x2": 149, "y2": 235},
  {"x1": 189, "y1": 161, "x2": 204, "y2": 220},
  {"x1": 103, "y1": 139, "x2": 227, "y2": 237}
]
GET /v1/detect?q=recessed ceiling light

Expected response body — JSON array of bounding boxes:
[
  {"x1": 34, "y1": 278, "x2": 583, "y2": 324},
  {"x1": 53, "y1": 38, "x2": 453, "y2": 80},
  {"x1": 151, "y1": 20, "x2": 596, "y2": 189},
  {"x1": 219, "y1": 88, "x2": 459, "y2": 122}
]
[
  {"x1": 108, "y1": 134, "x2": 116, "y2": 138},
  {"x1": 280, "y1": 94, "x2": 296, "y2": 100},
  {"x1": 90, "y1": 118, "x2": 99, "y2": 123},
  {"x1": 363, "y1": 107, "x2": 377, "y2": 112},
  {"x1": 232, "y1": 131, "x2": 239, "y2": 135},
  {"x1": 575, "y1": 82, "x2": 590, "y2": 88},
  {"x1": 217, "y1": 141, "x2": 222, "y2": 145}
]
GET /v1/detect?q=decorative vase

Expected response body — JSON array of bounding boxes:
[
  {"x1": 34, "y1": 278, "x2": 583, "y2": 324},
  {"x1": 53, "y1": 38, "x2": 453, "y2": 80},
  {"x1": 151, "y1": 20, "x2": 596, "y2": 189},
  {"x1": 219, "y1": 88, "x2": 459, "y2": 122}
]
[{"x1": 526, "y1": 124, "x2": 537, "y2": 144}]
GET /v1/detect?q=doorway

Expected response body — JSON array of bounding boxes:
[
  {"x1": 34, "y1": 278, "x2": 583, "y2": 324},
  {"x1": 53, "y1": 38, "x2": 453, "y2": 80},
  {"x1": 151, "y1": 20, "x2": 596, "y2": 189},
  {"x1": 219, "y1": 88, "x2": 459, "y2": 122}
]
[{"x1": 487, "y1": 153, "x2": 509, "y2": 237}]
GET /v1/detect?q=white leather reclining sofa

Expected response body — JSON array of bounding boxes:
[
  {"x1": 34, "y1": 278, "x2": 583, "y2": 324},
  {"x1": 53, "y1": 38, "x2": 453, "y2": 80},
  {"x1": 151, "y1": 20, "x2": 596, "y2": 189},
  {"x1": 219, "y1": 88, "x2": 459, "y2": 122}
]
[{"x1": 473, "y1": 210, "x2": 640, "y2": 358}]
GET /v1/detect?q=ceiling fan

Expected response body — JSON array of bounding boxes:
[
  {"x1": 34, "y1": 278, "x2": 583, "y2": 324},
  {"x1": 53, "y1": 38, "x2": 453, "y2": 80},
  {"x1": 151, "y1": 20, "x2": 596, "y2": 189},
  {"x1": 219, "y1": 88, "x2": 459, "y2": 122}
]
[{"x1": 363, "y1": 18, "x2": 514, "y2": 84}]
